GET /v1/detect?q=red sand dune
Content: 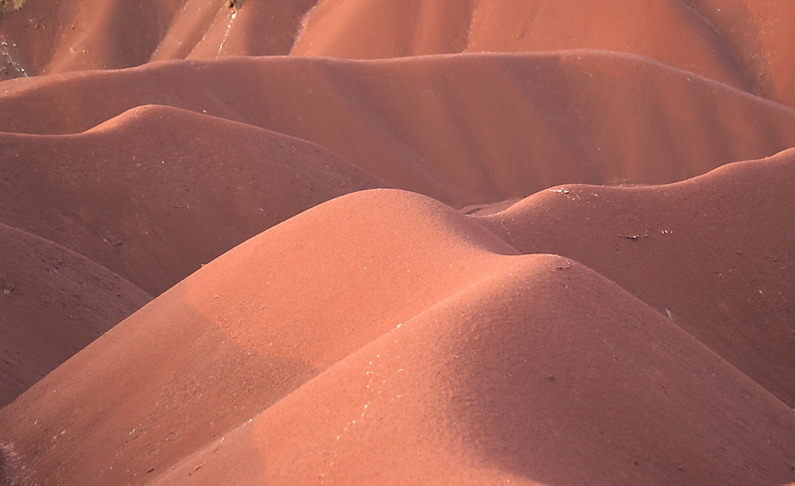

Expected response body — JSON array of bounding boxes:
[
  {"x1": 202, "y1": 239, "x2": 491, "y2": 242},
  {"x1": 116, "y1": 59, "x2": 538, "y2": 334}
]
[
  {"x1": 3, "y1": 52, "x2": 795, "y2": 207},
  {"x1": 0, "y1": 0, "x2": 184, "y2": 77},
  {"x1": 4, "y1": 0, "x2": 795, "y2": 108},
  {"x1": 1, "y1": 158, "x2": 793, "y2": 485},
  {"x1": 475, "y1": 149, "x2": 795, "y2": 406},
  {"x1": 0, "y1": 105, "x2": 386, "y2": 294},
  {"x1": 684, "y1": 0, "x2": 795, "y2": 107},
  {"x1": 1, "y1": 2, "x2": 794, "y2": 485},
  {"x1": 156, "y1": 256, "x2": 792, "y2": 486},
  {"x1": 0, "y1": 0, "x2": 318, "y2": 78},
  {"x1": 0, "y1": 222, "x2": 149, "y2": 407},
  {"x1": 162, "y1": 0, "x2": 316, "y2": 60},
  {"x1": 292, "y1": 0, "x2": 795, "y2": 107},
  {"x1": 294, "y1": 0, "x2": 750, "y2": 88}
]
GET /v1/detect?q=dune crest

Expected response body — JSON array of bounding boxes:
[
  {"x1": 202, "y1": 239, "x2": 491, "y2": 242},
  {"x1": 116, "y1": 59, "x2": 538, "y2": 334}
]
[
  {"x1": 1, "y1": 3, "x2": 794, "y2": 485},
  {"x1": 3, "y1": 52, "x2": 795, "y2": 207},
  {"x1": 4, "y1": 0, "x2": 795, "y2": 109},
  {"x1": 0, "y1": 105, "x2": 386, "y2": 294},
  {"x1": 157, "y1": 255, "x2": 793, "y2": 486},
  {"x1": 2, "y1": 156, "x2": 794, "y2": 484}
]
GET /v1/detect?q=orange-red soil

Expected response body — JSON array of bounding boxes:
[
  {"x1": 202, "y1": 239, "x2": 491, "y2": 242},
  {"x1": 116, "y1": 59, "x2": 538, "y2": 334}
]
[{"x1": 0, "y1": 1, "x2": 793, "y2": 485}]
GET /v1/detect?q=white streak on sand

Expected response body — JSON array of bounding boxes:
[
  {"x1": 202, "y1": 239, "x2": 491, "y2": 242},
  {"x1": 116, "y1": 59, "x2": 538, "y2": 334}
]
[
  {"x1": 216, "y1": 9, "x2": 238, "y2": 57},
  {"x1": 0, "y1": 37, "x2": 28, "y2": 77}
]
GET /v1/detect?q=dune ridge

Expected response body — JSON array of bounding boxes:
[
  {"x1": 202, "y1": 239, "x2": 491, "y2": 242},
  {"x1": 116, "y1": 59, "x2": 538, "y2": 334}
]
[
  {"x1": 3, "y1": 0, "x2": 795, "y2": 108},
  {"x1": 1, "y1": 3, "x2": 794, "y2": 485},
  {"x1": 1, "y1": 156, "x2": 793, "y2": 485},
  {"x1": 476, "y1": 148, "x2": 795, "y2": 405},
  {"x1": 3, "y1": 52, "x2": 795, "y2": 208},
  {"x1": 0, "y1": 104, "x2": 387, "y2": 294},
  {"x1": 155, "y1": 255, "x2": 794, "y2": 486}
]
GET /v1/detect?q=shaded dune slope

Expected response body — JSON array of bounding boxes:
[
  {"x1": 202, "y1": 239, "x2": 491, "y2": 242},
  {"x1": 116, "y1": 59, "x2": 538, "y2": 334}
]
[
  {"x1": 0, "y1": 0, "x2": 315, "y2": 77},
  {"x1": 3, "y1": 52, "x2": 795, "y2": 207},
  {"x1": 683, "y1": 0, "x2": 795, "y2": 107},
  {"x1": 292, "y1": 0, "x2": 795, "y2": 107},
  {"x1": 0, "y1": 222, "x2": 150, "y2": 407},
  {"x1": 0, "y1": 0, "x2": 184, "y2": 77},
  {"x1": 0, "y1": 105, "x2": 387, "y2": 294},
  {"x1": 293, "y1": 0, "x2": 748, "y2": 88},
  {"x1": 1, "y1": 157, "x2": 793, "y2": 485},
  {"x1": 2, "y1": 0, "x2": 795, "y2": 109},
  {"x1": 158, "y1": 0, "x2": 317, "y2": 60}
]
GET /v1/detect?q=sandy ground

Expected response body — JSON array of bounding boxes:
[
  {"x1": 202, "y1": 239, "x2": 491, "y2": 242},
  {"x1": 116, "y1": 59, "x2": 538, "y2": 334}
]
[{"x1": 0, "y1": 1, "x2": 793, "y2": 485}]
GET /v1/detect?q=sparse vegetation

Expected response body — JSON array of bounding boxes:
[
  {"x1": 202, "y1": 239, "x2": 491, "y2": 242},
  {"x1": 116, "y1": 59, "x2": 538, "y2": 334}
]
[{"x1": 0, "y1": 0, "x2": 26, "y2": 13}]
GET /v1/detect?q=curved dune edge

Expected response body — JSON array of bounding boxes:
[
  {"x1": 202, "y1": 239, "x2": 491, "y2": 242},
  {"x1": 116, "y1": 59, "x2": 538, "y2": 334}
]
[
  {"x1": 0, "y1": 103, "x2": 386, "y2": 402},
  {"x1": 290, "y1": 0, "x2": 795, "y2": 107},
  {"x1": 2, "y1": 1, "x2": 795, "y2": 108},
  {"x1": 0, "y1": 104, "x2": 387, "y2": 294},
  {"x1": 155, "y1": 256, "x2": 793, "y2": 486},
  {"x1": 2, "y1": 51, "x2": 795, "y2": 207},
  {"x1": 0, "y1": 222, "x2": 150, "y2": 407},
  {"x1": 293, "y1": 0, "x2": 751, "y2": 86},
  {"x1": 1, "y1": 5, "x2": 793, "y2": 485},
  {"x1": 476, "y1": 148, "x2": 795, "y2": 405},
  {"x1": 0, "y1": 155, "x2": 793, "y2": 485}
]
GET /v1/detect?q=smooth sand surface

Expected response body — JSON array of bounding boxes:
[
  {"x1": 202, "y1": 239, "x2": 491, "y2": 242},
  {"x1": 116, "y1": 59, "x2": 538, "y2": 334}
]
[
  {"x1": 1, "y1": 2, "x2": 793, "y2": 485},
  {"x1": 1, "y1": 159, "x2": 793, "y2": 485},
  {"x1": 4, "y1": 1, "x2": 794, "y2": 107},
  {"x1": 0, "y1": 223, "x2": 149, "y2": 407},
  {"x1": 2, "y1": 52, "x2": 795, "y2": 208},
  {"x1": 0, "y1": 105, "x2": 386, "y2": 294}
]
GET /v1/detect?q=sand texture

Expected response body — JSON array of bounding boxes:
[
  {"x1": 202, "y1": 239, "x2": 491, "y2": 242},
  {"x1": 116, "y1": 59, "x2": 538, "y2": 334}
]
[{"x1": 0, "y1": 1, "x2": 793, "y2": 485}]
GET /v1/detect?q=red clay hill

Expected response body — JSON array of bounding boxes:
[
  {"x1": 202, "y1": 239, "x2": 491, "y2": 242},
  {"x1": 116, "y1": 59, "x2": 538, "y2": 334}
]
[{"x1": 0, "y1": 1, "x2": 793, "y2": 485}]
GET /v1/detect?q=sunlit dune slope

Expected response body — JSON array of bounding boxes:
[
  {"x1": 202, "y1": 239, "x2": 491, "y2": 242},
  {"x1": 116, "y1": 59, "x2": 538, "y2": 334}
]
[
  {"x1": 1, "y1": 157, "x2": 793, "y2": 485},
  {"x1": 155, "y1": 255, "x2": 793, "y2": 486},
  {"x1": 0, "y1": 189, "x2": 518, "y2": 485},
  {"x1": 1, "y1": 3, "x2": 794, "y2": 485}
]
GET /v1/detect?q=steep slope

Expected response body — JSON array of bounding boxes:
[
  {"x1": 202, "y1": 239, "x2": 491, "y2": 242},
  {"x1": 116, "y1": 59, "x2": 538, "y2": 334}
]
[
  {"x1": 0, "y1": 105, "x2": 386, "y2": 294},
  {"x1": 0, "y1": 0, "x2": 184, "y2": 77},
  {"x1": 0, "y1": 0, "x2": 316, "y2": 78},
  {"x1": 684, "y1": 0, "x2": 795, "y2": 107},
  {"x1": 2, "y1": 52, "x2": 795, "y2": 207},
  {"x1": 166, "y1": 0, "x2": 316, "y2": 60},
  {"x1": 0, "y1": 223, "x2": 150, "y2": 406}
]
